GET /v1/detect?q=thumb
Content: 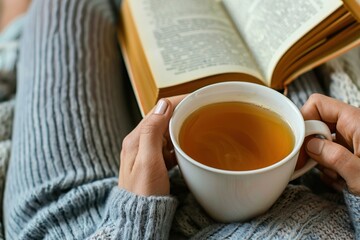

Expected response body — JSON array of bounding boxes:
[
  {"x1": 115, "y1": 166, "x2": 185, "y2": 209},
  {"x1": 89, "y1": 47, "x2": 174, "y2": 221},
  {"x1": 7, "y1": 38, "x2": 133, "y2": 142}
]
[
  {"x1": 124, "y1": 99, "x2": 174, "y2": 196},
  {"x1": 306, "y1": 138, "x2": 360, "y2": 193},
  {"x1": 136, "y1": 99, "x2": 173, "y2": 165}
]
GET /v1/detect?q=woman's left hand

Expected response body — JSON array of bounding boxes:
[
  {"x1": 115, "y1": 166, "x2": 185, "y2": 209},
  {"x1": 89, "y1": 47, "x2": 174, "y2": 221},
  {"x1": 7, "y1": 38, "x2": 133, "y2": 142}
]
[{"x1": 118, "y1": 96, "x2": 185, "y2": 196}]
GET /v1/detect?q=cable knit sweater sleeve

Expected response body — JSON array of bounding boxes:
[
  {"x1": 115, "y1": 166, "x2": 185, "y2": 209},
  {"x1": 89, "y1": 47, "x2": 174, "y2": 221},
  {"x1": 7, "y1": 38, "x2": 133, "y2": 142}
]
[
  {"x1": 4, "y1": 0, "x2": 178, "y2": 239},
  {"x1": 89, "y1": 188, "x2": 178, "y2": 239}
]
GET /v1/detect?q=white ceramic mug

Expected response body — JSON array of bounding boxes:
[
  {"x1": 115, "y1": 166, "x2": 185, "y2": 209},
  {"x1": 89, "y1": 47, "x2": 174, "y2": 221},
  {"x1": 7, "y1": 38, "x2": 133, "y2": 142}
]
[{"x1": 169, "y1": 82, "x2": 332, "y2": 223}]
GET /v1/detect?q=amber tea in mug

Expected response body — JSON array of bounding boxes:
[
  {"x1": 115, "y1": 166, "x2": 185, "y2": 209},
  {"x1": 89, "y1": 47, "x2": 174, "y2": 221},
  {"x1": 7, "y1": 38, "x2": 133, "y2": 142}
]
[{"x1": 179, "y1": 101, "x2": 295, "y2": 171}]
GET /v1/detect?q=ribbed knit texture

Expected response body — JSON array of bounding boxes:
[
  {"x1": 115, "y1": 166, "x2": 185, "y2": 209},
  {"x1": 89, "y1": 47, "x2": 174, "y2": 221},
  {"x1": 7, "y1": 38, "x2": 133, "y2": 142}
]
[
  {"x1": 286, "y1": 71, "x2": 325, "y2": 109},
  {"x1": 3, "y1": 0, "x2": 177, "y2": 239}
]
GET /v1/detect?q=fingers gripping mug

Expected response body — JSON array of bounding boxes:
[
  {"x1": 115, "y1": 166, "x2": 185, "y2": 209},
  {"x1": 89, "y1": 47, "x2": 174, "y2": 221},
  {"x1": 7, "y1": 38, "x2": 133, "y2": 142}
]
[{"x1": 169, "y1": 82, "x2": 332, "y2": 223}]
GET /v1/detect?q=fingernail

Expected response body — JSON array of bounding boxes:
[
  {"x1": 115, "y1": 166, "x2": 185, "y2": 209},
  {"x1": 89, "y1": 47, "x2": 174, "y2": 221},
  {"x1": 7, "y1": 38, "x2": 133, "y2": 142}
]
[
  {"x1": 154, "y1": 99, "x2": 168, "y2": 115},
  {"x1": 306, "y1": 138, "x2": 325, "y2": 155}
]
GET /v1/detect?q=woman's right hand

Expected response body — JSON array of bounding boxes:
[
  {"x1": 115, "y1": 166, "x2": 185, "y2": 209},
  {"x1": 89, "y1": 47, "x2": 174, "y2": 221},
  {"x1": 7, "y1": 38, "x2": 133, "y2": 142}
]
[{"x1": 301, "y1": 94, "x2": 360, "y2": 195}]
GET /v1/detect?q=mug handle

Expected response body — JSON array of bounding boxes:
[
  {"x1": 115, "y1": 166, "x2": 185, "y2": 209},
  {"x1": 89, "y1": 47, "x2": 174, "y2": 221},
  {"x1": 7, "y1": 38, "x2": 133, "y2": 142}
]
[{"x1": 290, "y1": 120, "x2": 332, "y2": 181}]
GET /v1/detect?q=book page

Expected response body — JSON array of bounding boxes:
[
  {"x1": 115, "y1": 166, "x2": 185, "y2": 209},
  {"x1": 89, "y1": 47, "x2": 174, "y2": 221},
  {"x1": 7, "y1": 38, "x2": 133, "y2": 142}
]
[
  {"x1": 223, "y1": 0, "x2": 342, "y2": 83},
  {"x1": 128, "y1": 0, "x2": 263, "y2": 88}
]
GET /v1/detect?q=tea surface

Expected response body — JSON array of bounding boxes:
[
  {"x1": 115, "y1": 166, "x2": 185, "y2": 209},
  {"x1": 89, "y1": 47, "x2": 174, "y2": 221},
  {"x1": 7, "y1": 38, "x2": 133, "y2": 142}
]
[{"x1": 179, "y1": 102, "x2": 294, "y2": 171}]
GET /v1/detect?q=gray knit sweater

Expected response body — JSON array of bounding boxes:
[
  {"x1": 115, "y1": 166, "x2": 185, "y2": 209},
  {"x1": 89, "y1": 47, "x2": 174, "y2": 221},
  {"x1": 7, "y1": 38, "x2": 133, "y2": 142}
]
[{"x1": 0, "y1": 0, "x2": 359, "y2": 239}]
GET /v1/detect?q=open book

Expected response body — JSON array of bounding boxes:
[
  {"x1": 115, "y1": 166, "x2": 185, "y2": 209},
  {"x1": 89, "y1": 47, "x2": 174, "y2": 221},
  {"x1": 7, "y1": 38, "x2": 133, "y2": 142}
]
[{"x1": 118, "y1": 0, "x2": 360, "y2": 115}]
